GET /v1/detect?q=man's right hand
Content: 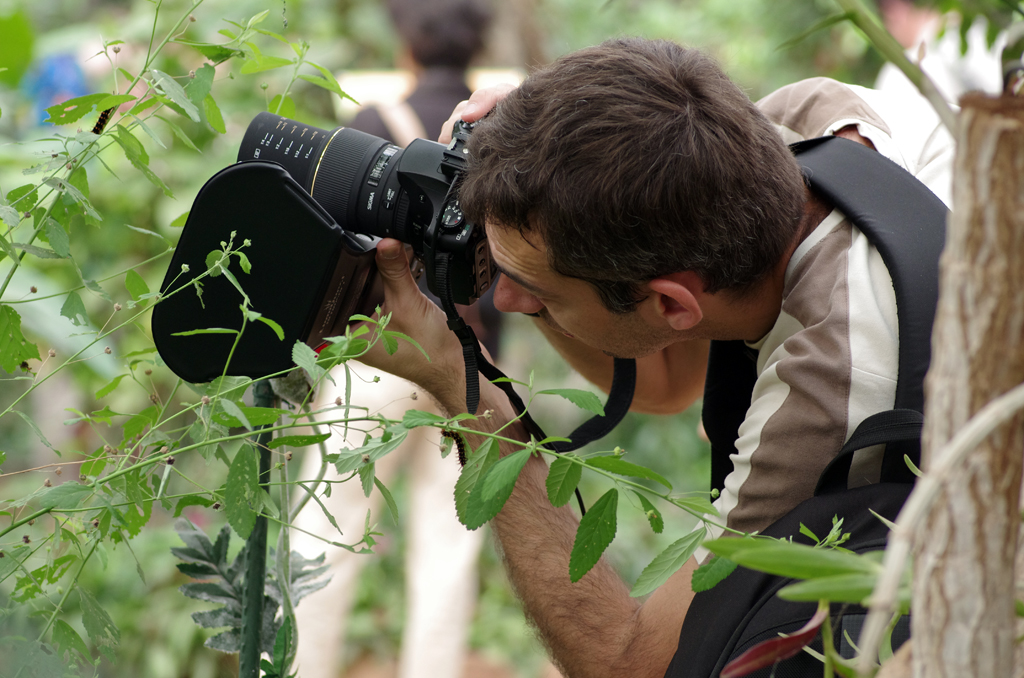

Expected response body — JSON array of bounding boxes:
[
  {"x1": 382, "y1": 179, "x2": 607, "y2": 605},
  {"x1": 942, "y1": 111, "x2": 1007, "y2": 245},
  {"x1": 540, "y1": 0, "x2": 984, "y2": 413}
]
[{"x1": 438, "y1": 83, "x2": 517, "y2": 144}]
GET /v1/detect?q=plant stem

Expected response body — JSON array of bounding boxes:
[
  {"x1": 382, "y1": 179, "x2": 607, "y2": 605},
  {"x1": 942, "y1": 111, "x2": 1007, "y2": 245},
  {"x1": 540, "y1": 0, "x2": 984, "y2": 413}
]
[{"x1": 36, "y1": 540, "x2": 98, "y2": 641}]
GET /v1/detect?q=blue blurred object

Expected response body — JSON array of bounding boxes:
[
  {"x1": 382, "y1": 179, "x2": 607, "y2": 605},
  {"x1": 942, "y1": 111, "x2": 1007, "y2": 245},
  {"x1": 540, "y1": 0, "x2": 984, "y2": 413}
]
[{"x1": 22, "y1": 53, "x2": 89, "y2": 124}]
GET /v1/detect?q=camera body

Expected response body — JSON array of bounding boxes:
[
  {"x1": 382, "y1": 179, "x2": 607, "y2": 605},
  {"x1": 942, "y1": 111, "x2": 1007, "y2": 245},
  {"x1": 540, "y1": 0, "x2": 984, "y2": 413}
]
[{"x1": 152, "y1": 113, "x2": 495, "y2": 384}]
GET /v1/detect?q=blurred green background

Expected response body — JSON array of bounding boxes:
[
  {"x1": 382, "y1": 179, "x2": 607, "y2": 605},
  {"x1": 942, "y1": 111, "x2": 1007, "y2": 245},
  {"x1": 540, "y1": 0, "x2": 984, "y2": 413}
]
[{"x1": 0, "y1": 0, "x2": 885, "y2": 676}]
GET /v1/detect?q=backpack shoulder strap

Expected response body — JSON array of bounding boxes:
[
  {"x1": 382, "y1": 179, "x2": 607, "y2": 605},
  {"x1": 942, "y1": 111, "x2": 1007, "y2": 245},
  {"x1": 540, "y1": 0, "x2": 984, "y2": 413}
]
[{"x1": 792, "y1": 136, "x2": 947, "y2": 489}]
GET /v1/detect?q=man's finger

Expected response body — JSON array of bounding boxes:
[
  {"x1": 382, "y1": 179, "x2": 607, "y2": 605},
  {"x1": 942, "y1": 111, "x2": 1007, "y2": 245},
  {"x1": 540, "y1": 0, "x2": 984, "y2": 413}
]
[{"x1": 437, "y1": 83, "x2": 517, "y2": 143}]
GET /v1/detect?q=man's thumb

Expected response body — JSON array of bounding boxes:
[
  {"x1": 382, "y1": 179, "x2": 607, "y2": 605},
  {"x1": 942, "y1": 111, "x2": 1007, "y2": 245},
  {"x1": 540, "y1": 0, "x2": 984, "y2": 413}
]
[{"x1": 376, "y1": 238, "x2": 413, "y2": 283}]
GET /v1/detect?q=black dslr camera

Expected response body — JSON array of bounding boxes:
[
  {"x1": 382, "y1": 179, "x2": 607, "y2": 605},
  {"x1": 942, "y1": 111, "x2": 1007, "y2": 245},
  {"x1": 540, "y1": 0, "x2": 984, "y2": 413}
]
[{"x1": 152, "y1": 113, "x2": 495, "y2": 384}]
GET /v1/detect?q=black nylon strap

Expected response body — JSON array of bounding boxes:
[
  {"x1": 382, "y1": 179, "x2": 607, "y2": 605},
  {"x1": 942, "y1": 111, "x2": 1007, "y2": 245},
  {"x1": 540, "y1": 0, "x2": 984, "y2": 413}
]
[
  {"x1": 434, "y1": 252, "x2": 482, "y2": 413},
  {"x1": 815, "y1": 409, "x2": 924, "y2": 495}
]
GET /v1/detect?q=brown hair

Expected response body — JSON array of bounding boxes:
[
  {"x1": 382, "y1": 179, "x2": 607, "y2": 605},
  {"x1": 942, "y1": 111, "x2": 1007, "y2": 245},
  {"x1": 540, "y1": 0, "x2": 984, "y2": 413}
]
[
  {"x1": 459, "y1": 38, "x2": 806, "y2": 312},
  {"x1": 387, "y1": 0, "x2": 493, "y2": 70}
]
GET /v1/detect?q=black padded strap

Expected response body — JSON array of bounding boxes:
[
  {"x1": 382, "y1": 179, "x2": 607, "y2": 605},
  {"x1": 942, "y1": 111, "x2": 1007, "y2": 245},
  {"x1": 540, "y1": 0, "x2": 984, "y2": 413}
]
[
  {"x1": 434, "y1": 252, "x2": 481, "y2": 413},
  {"x1": 815, "y1": 409, "x2": 923, "y2": 495},
  {"x1": 477, "y1": 354, "x2": 637, "y2": 453}
]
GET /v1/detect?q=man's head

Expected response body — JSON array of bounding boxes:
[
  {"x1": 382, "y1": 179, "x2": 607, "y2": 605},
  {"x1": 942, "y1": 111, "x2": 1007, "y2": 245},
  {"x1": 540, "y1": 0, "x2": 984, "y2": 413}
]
[
  {"x1": 460, "y1": 38, "x2": 806, "y2": 314},
  {"x1": 386, "y1": 0, "x2": 493, "y2": 70}
]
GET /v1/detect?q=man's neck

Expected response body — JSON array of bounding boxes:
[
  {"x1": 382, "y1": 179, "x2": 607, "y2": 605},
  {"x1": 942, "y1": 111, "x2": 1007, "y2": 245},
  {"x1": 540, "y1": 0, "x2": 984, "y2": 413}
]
[{"x1": 710, "y1": 186, "x2": 833, "y2": 342}]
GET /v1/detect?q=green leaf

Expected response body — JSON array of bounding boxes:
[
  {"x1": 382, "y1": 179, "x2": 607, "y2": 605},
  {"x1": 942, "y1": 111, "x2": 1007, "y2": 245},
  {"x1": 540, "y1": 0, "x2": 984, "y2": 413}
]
[
  {"x1": 569, "y1": 488, "x2": 618, "y2": 582},
  {"x1": 157, "y1": 114, "x2": 200, "y2": 152},
  {"x1": 676, "y1": 496, "x2": 718, "y2": 516},
  {"x1": 268, "y1": 94, "x2": 296, "y2": 118},
  {"x1": 705, "y1": 538, "x2": 880, "y2": 580},
  {"x1": 401, "y1": 409, "x2": 446, "y2": 428},
  {"x1": 778, "y1": 573, "x2": 879, "y2": 604},
  {"x1": 586, "y1": 455, "x2": 672, "y2": 490},
  {"x1": 691, "y1": 555, "x2": 739, "y2": 593},
  {"x1": 241, "y1": 54, "x2": 294, "y2": 74},
  {"x1": 374, "y1": 477, "x2": 400, "y2": 524},
  {"x1": 43, "y1": 177, "x2": 100, "y2": 220},
  {"x1": 57, "y1": 290, "x2": 87, "y2": 327},
  {"x1": 0, "y1": 11, "x2": 32, "y2": 89},
  {"x1": 12, "y1": 242, "x2": 61, "y2": 259},
  {"x1": 225, "y1": 446, "x2": 260, "y2": 538},
  {"x1": 184, "y1": 63, "x2": 215, "y2": 106},
  {"x1": 6, "y1": 184, "x2": 38, "y2": 212},
  {"x1": 545, "y1": 456, "x2": 582, "y2": 507},
  {"x1": 0, "y1": 305, "x2": 40, "y2": 373},
  {"x1": 149, "y1": 69, "x2": 200, "y2": 122},
  {"x1": 204, "y1": 94, "x2": 226, "y2": 134},
  {"x1": 255, "y1": 315, "x2": 284, "y2": 341},
  {"x1": 174, "y1": 495, "x2": 215, "y2": 517},
  {"x1": 333, "y1": 430, "x2": 409, "y2": 474},
  {"x1": 95, "y1": 93, "x2": 135, "y2": 111},
  {"x1": 267, "y1": 433, "x2": 331, "y2": 449},
  {"x1": 170, "y1": 211, "x2": 190, "y2": 228},
  {"x1": 43, "y1": 218, "x2": 70, "y2": 258},
  {"x1": 79, "y1": 587, "x2": 121, "y2": 661},
  {"x1": 455, "y1": 438, "x2": 500, "y2": 528},
  {"x1": 298, "y1": 61, "x2": 356, "y2": 103},
  {"x1": 112, "y1": 125, "x2": 173, "y2": 198},
  {"x1": 480, "y1": 446, "x2": 531, "y2": 501},
  {"x1": 44, "y1": 93, "x2": 107, "y2": 125},
  {"x1": 537, "y1": 388, "x2": 605, "y2": 416},
  {"x1": 124, "y1": 269, "x2": 150, "y2": 301},
  {"x1": 53, "y1": 619, "x2": 91, "y2": 665},
  {"x1": 171, "y1": 327, "x2": 238, "y2": 337},
  {"x1": 358, "y1": 462, "x2": 375, "y2": 498},
  {"x1": 184, "y1": 42, "x2": 244, "y2": 64},
  {"x1": 95, "y1": 374, "x2": 129, "y2": 399},
  {"x1": 630, "y1": 527, "x2": 706, "y2": 597},
  {"x1": 293, "y1": 341, "x2": 326, "y2": 382},
  {"x1": 39, "y1": 483, "x2": 92, "y2": 509},
  {"x1": 219, "y1": 400, "x2": 252, "y2": 430},
  {"x1": 634, "y1": 492, "x2": 664, "y2": 533}
]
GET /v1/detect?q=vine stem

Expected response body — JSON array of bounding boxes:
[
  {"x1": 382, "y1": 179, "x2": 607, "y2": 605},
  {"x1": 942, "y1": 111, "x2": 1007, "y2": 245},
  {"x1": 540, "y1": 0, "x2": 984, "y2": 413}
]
[
  {"x1": 855, "y1": 381, "x2": 1024, "y2": 675},
  {"x1": 833, "y1": 0, "x2": 958, "y2": 134},
  {"x1": 35, "y1": 540, "x2": 98, "y2": 641}
]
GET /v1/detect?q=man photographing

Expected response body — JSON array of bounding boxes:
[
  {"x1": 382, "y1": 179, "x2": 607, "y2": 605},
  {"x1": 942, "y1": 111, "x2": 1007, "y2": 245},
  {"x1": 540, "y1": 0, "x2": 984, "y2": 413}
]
[{"x1": 359, "y1": 37, "x2": 952, "y2": 678}]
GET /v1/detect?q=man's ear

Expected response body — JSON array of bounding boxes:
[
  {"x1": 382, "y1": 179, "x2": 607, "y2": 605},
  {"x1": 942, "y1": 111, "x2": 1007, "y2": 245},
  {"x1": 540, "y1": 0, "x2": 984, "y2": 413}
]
[{"x1": 647, "y1": 272, "x2": 704, "y2": 331}]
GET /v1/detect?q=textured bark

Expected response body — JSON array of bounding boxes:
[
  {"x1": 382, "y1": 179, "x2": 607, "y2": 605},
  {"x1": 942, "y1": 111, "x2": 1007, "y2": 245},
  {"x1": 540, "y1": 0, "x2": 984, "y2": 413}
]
[{"x1": 913, "y1": 95, "x2": 1024, "y2": 678}]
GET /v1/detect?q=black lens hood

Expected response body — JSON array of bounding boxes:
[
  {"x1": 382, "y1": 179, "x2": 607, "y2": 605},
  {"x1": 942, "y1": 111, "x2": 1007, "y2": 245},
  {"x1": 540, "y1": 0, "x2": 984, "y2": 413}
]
[{"x1": 152, "y1": 161, "x2": 379, "y2": 384}]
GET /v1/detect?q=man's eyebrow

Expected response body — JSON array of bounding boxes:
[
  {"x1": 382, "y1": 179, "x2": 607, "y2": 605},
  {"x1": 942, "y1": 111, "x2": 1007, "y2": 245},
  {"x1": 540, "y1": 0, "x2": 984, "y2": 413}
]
[{"x1": 494, "y1": 262, "x2": 547, "y2": 297}]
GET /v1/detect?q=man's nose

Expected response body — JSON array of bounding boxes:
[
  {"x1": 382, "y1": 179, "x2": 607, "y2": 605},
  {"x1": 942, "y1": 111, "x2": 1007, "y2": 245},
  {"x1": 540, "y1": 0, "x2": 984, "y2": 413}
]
[{"x1": 493, "y1": 274, "x2": 544, "y2": 315}]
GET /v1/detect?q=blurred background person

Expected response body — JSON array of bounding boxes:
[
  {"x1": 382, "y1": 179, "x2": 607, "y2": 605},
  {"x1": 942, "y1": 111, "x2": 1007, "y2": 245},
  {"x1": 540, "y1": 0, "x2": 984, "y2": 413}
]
[
  {"x1": 873, "y1": 0, "x2": 1006, "y2": 101},
  {"x1": 291, "y1": 2, "x2": 505, "y2": 677}
]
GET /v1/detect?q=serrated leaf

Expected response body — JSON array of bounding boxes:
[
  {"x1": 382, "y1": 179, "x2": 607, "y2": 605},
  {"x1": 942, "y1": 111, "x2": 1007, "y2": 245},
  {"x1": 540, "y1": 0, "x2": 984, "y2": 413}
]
[
  {"x1": 53, "y1": 619, "x2": 91, "y2": 664},
  {"x1": 112, "y1": 125, "x2": 173, "y2": 198},
  {"x1": 569, "y1": 488, "x2": 618, "y2": 582},
  {"x1": 546, "y1": 456, "x2": 582, "y2": 507},
  {"x1": 170, "y1": 211, "x2": 190, "y2": 228},
  {"x1": 292, "y1": 340, "x2": 325, "y2": 382},
  {"x1": 454, "y1": 438, "x2": 500, "y2": 528},
  {"x1": 358, "y1": 462, "x2": 376, "y2": 498},
  {"x1": 173, "y1": 495, "x2": 214, "y2": 517},
  {"x1": 204, "y1": 94, "x2": 226, "y2": 134},
  {"x1": 43, "y1": 217, "x2": 70, "y2": 257},
  {"x1": 157, "y1": 114, "x2": 200, "y2": 152},
  {"x1": 537, "y1": 387, "x2": 605, "y2": 416},
  {"x1": 401, "y1": 409, "x2": 446, "y2": 428},
  {"x1": 676, "y1": 496, "x2": 718, "y2": 516},
  {"x1": 149, "y1": 70, "x2": 200, "y2": 121},
  {"x1": 479, "y1": 446, "x2": 531, "y2": 501},
  {"x1": 205, "y1": 627, "x2": 242, "y2": 652},
  {"x1": 215, "y1": 405, "x2": 286, "y2": 429},
  {"x1": 186, "y1": 43, "x2": 244, "y2": 64},
  {"x1": 255, "y1": 315, "x2": 284, "y2": 340},
  {"x1": 586, "y1": 455, "x2": 672, "y2": 490},
  {"x1": 0, "y1": 205, "x2": 21, "y2": 228},
  {"x1": 180, "y1": 581, "x2": 239, "y2": 607},
  {"x1": 634, "y1": 492, "x2": 664, "y2": 533},
  {"x1": 691, "y1": 555, "x2": 739, "y2": 593},
  {"x1": 242, "y1": 54, "x2": 294, "y2": 74},
  {"x1": 44, "y1": 93, "x2": 107, "y2": 125},
  {"x1": 13, "y1": 242, "x2": 61, "y2": 258},
  {"x1": 79, "y1": 588, "x2": 120, "y2": 661},
  {"x1": 39, "y1": 483, "x2": 91, "y2": 509},
  {"x1": 225, "y1": 446, "x2": 259, "y2": 538},
  {"x1": 176, "y1": 562, "x2": 219, "y2": 577},
  {"x1": 374, "y1": 477, "x2": 400, "y2": 524},
  {"x1": 125, "y1": 269, "x2": 149, "y2": 301},
  {"x1": 220, "y1": 399, "x2": 252, "y2": 431},
  {"x1": 95, "y1": 93, "x2": 135, "y2": 111},
  {"x1": 192, "y1": 606, "x2": 240, "y2": 629},
  {"x1": 267, "y1": 433, "x2": 331, "y2": 449},
  {"x1": 630, "y1": 527, "x2": 705, "y2": 597}
]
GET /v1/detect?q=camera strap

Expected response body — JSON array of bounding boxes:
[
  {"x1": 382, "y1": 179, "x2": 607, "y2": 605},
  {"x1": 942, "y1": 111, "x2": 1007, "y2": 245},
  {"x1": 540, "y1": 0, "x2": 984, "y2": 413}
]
[{"x1": 434, "y1": 250, "x2": 637, "y2": 452}]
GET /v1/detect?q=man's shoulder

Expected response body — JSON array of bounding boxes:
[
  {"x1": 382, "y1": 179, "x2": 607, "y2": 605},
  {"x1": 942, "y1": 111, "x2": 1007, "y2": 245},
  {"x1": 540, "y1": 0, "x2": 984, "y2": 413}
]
[{"x1": 757, "y1": 77, "x2": 891, "y2": 143}]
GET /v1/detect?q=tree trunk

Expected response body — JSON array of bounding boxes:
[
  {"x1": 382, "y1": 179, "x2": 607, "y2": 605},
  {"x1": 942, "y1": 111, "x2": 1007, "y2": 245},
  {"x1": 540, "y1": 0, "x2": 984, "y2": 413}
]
[{"x1": 913, "y1": 95, "x2": 1024, "y2": 678}]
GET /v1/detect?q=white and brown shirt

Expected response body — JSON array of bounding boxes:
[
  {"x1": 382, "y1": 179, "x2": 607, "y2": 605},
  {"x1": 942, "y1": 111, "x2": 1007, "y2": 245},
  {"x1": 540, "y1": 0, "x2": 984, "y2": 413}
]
[{"x1": 708, "y1": 78, "x2": 954, "y2": 536}]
